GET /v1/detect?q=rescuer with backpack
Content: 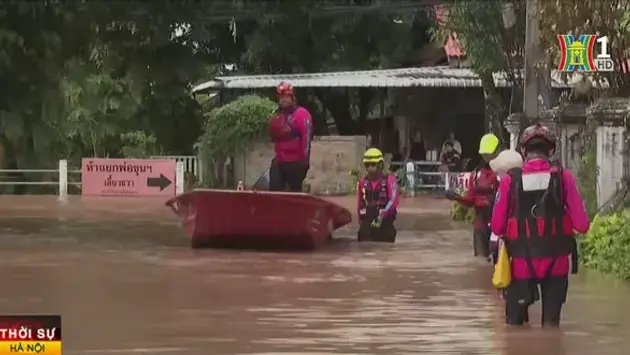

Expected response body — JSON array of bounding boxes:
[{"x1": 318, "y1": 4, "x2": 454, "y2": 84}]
[{"x1": 490, "y1": 123, "x2": 590, "y2": 327}]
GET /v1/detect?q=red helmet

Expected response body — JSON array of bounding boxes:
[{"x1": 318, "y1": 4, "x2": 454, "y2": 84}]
[
  {"x1": 520, "y1": 123, "x2": 556, "y2": 150},
  {"x1": 276, "y1": 82, "x2": 294, "y2": 96}
]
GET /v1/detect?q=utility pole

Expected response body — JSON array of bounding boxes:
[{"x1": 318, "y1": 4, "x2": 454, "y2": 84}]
[{"x1": 522, "y1": 0, "x2": 540, "y2": 131}]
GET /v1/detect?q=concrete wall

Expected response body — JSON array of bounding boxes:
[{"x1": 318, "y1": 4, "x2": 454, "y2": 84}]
[
  {"x1": 559, "y1": 124, "x2": 583, "y2": 172},
  {"x1": 596, "y1": 125, "x2": 626, "y2": 209},
  {"x1": 234, "y1": 135, "x2": 367, "y2": 195}
]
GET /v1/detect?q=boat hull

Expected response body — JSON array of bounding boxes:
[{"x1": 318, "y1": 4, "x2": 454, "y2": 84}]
[{"x1": 166, "y1": 189, "x2": 352, "y2": 250}]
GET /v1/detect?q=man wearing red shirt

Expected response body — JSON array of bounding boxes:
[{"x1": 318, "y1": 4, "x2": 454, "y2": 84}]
[{"x1": 268, "y1": 82, "x2": 312, "y2": 192}]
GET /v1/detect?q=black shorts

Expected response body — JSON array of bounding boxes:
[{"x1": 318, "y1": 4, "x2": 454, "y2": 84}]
[
  {"x1": 504, "y1": 276, "x2": 568, "y2": 326},
  {"x1": 269, "y1": 159, "x2": 309, "y2": 192}
]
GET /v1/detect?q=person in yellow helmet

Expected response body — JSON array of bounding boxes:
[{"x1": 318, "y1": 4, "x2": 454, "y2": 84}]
[
  {"x1": 356, "y1": 148, "x2": 400, "y2": 242},
  {"x1": 445, "y1": 133, "x2": 501, "y2": 260}
]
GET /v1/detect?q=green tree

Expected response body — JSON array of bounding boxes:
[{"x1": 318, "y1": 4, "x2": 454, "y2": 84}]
[
  {"x1": 196, "y1": 95, "x2": 277, "y2": 187},
  {"x1": 0, "y1": 1, "x2": 216, "y2": 171},
  {"x1": 432, "y1": 0, "x2": 526, "y2": 142},
  {"x1": 211, "y1": 3, "x2": 434, "y2": 134},
  {"x1": 539, "y1": 0, "x2": 630, "y2": 96}
]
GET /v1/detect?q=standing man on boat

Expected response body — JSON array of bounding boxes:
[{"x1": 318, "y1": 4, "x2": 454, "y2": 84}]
[
  {"x1": 444, "y1": 133, "x2": 501, "y2": 260},
  {"x1": 490, "y1": 124, "x2": 590, "y2": 327},
  {"x1": 268, "y1": 82, "x2": 312, "y2": 192}
]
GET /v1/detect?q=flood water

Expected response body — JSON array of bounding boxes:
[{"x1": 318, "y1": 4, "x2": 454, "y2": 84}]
[{"x1": 0, "y1": 196, "x2": 629, "y2": 355}]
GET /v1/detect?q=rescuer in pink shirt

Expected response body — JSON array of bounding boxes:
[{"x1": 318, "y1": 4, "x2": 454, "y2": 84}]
[
  {"x1": 268, "y1": 82, "x2": 312, "y2": 192},
  {"x1": 490, "y1": 123, "x2": 590, "y2": 327},
  {"x1": 356, "y1": 148, "x2": 399, "y2": 242}
]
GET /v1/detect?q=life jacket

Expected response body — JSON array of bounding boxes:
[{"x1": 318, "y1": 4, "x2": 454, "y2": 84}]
[
  {"x1": 504, "y1": 166, "x2": 574, "y2": 259},
  {"x1": 471, "y1": 167, "x2": 499, "y2": 222},
  {"x1": 359, "y1": 175, "x2": 389, "y2": 211}
]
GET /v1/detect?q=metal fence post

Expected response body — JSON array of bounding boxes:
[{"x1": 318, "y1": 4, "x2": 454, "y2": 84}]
[
  {"x1": 58, "y1": 159, "x2": 68, "y2": 199},
  {"x1": 176, "y1": 161, "x2": 185, "y2": 195},
  {"x1": 405, "y1": 161, "x2": 415, "y2": 197}
]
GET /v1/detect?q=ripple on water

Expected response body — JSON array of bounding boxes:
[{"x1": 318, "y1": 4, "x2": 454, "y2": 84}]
[{"x1": 1, "y1": 197, "x2": 630, "y2": 355}]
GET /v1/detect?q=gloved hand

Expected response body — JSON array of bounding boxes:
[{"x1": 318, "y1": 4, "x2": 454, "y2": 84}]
[
  {"x1": 444, "y1": 189, "x2": 459, "y2": 201},
  {"x1": 371, "y1": 211, "x2": 384, "y2": 228}
]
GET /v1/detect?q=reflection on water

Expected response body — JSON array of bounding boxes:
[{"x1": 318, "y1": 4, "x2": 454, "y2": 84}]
[{"x1": 0, "y1": 196, "x2": 628, "y2": 355}]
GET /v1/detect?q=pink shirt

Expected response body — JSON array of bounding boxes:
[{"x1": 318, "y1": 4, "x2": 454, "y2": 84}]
[
  {"x1": 270, "y1": 106, "x2": 312, "y2": 163},
  {"x1": 356, "y1": 174, "x2": 399, "y2": 218},
  {"x1": 490, "y1": 159, "x2": 590, "y2": 279}
]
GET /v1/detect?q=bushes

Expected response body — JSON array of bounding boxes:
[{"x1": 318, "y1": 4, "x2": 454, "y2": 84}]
[
  {"x1": 451, "y1": 200, "x2": 475, "y2": 222},
  {"x1": 450, "y1": 187, "x2": 475, "y2": 222},
  {"x1": 196, "y1": 95, "x2": 276, "y2": 187},
  {"x1": 579, "y1": 210, "x2": 630, "y2": 279}
]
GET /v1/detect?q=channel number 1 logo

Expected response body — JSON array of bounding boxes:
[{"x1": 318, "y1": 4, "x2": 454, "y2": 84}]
[{"x1": 557, "y1": 34, "x2": 614, "y2": 72}]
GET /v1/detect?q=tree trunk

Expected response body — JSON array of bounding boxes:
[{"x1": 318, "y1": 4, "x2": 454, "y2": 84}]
[
  {"x1": 314, "y1": 89, "x2": 355, "y2": 135},
  {"x1": 479, "y1": 72, "x2": 507, "y2": 143}
]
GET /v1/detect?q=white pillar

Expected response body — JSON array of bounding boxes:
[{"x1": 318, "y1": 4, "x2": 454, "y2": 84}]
[
  {"x1": 58, "y1": 159, "x2": 68, "y2": 199},
  {"x1": 509, "y1": 131, "x2": 519, "y2": 150},
  {"x1": 197, "y1": 157, "x2": 204, "y2": 184},
  {"x1": 175, "y1": 161, "x2": 185, "y2": 195},
  {"x1": 405, "y1": 161, "x2": 415, "y2": 197}
]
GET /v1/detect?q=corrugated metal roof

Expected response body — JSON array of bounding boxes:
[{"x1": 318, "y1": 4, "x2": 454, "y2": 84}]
[{"x1": 192, "y1": 66, "x2": 580, "y2": 93}]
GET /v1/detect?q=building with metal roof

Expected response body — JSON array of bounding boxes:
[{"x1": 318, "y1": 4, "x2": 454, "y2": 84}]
[{"x1": 192, "y1": 66, "x2": 578, "y2": 93}]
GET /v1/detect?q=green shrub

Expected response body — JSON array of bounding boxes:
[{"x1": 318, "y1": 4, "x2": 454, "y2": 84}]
[
  {"x1": 451, "y1": 201, "x2": 474, "y2": 222},
  {"x1": 450, "y1": 187, "x2": 474, "y2": 222},
  {"x1": 196, "y1": 95, "x2": 276, "y2": 187},
  {"x1": 579, "y1": 210, "x2": 630, "y2": 279}
]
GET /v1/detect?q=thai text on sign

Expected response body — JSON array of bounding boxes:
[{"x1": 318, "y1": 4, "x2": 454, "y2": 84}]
[
  {"x1": 81, "y1": 158, "x2": 176, "y2": 197},
  {"x1": 0, "y1": 315, "x2": 61, "y2": 355}
]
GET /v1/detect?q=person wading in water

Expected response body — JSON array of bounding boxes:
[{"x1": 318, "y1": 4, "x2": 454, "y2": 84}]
[
  {"x1": 356, "y1": 148, "x2": 399, "y2": 243},
  {"x1": 445, "y1": 133, "x2": 501, "y2": 260},
  {"x1": 491, "y1": 124, "x2": 589, "y2": 327}
]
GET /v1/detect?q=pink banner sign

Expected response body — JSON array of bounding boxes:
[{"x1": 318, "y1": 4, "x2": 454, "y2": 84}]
[
  {"x1": 81, "y1": 158, "x2": 176, "y2": 197},
  {"x1": 454, "y1": 172, "x2": 471, "y2": 189}
]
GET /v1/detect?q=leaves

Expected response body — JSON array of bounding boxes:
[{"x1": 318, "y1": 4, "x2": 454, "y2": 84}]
[
  {"x1": 0, "y1": 0, "x2": 216, "y2": 175},
  {"x1": 579, "y1": 210, "x2": 630, "y2": 279},
  {"x1": 433, "y1": 0, "x2": 525, "y2": 139},
  {"x1": 197, "y1": 94, "x2": 276, "y2": 163},
  {"x1": 538, "y1": 0, "x2": 630, "y2": 93}
]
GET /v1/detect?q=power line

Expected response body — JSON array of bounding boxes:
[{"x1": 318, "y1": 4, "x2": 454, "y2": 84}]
[{"x1": 199, "y1": 2, "x2": 441, "y2": 22}]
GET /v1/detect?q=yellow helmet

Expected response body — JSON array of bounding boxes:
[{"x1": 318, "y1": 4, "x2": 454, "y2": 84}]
[
  {"x1": 363, "y1": 148, "x2": 384, "y2": 164},
  {"x1": 479, "y1": 133, "x2": 500, "y2": 154}
]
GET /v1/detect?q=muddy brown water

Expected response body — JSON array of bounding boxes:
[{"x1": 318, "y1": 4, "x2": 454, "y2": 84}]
[{"x1": 0, "y1": 196, "x2": 628, "y2": 355}]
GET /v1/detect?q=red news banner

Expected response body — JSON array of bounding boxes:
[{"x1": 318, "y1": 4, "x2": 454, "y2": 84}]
[{"x1": 0, "y1": 316, "x2": 61, "y2": 355}]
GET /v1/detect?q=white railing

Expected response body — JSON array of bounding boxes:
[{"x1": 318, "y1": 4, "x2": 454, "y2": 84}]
[
  {"x1": 391, "y1": 160, "x2": 471, "y2": 196},
  {"x1": 0, "y1": 160, "x2": 80, "y2": 199},
  {"x1": 0, "y1": 159, "x2": 186, "y2": 198},
  {"x1": 151, "y1": 155, "x2": 202, "y2": 183}
]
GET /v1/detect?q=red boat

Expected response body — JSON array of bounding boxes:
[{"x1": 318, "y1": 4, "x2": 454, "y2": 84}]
[{"x1": 165, "y1": 189, "x2": 352, "y2": 250}]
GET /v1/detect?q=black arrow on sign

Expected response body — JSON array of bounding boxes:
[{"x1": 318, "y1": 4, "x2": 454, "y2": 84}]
[{"x1": 146, "y1": 174, "x2": 172, "y2": 191}]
